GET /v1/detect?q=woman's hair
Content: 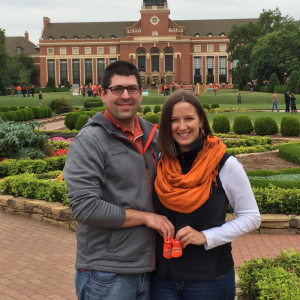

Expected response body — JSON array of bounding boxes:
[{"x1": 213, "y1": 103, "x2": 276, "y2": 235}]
[
  {"x1": 158, "y1": 90, "x2": 212, "y2": 156},
  {"x1": 291, "y1": 93, "x2": 295, "y2": 97}
]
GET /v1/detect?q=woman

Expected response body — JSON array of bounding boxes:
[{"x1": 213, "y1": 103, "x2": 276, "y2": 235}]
[
  {"x1": 151, "y1": 91, "x2": 261, "y2": 300},
  {"x1": 271, "y1": 91, "x2": 279, "y2": 112},
  {"x1": 290, "y1": 93, "x2": 297, "y2": 114},
  {"x1": 38, "y1": 91, "x2": 43, "y2": 107}
]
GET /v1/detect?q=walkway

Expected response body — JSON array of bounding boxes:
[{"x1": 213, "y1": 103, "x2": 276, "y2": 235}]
[{"x1": 1, "y1": 212, "x2": 300, "y2": 299}]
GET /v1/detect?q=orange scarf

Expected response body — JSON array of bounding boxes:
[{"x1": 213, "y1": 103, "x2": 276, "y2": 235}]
[{"x1": 154, "y1": 136, "x2": 226, "y2": 214}]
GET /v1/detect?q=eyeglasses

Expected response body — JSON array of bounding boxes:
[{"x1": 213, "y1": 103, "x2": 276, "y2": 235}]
[{"x1": 106, "y1": 85, "x2": 140, "y2": 94}]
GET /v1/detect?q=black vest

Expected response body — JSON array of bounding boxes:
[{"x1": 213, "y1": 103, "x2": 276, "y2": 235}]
[{"x1": 153, "y1": 151, "x2": 234, "y2": 281}]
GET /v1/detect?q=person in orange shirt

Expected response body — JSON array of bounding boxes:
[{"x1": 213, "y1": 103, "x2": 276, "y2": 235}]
[
  {"x1": 213, "y1": 83, "x2": 218, "y2": 96},
  {"x1": 16, "y1": 85, "x2": 21, "y2": 97}
]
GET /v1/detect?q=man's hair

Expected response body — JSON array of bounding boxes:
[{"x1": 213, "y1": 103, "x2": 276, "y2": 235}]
[
  {"x1": 101, "y1": 61, "x2": 142, "y2": 93},
  {"x1": 158, "y1": 90, "x2": 212, "y2": 156}
]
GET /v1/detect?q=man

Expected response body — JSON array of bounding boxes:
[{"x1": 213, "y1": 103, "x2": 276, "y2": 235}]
[
  {"x1": 63, "y1": 61, "x2": 174, "y2": 300},
  {"x1": 16, "y1": 85, "x2": 21, "y2": 97},
  {"x1": 237, "y1": 93, "x2": 242, "y2": 105},
  {"x1": 285, "y1": 91, "x2": 290, "y2": 112}
]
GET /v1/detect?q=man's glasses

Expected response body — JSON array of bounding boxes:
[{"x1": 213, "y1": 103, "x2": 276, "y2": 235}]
[{"x1": 107, "y1": 85, "x2": 140, "y2": 94}]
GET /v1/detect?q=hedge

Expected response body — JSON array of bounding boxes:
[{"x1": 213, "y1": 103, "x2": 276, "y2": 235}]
[
  {"x1": 260, "y1": 86, "x2": 268, "y2": 93},
  {"x1": 223, "y1": 137, "x2": 272, "y2": 148},
  {"x1": 246, "y1": 167, "x2": 300, "y2": 177},
  {"x1": 226, "y1": 144, "x2": 274, "y2": 155},
  {"x1": 249, "y1": 178, "x2": 300, "y2": 189},
  {"x1": 278, "y1": 142, "x2": 300, "y2": 164},
  {"x1": 274, "y1": 85, "x2": 288, "y2": 94},
  {"x1": 83, "y1": 99, "x2": 103, "y2": 108}
]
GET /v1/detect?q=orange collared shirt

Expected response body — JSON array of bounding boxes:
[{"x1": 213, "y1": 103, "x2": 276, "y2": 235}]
[{"x1": 104, "y1": 110, "x2": 144, "y2": 154}]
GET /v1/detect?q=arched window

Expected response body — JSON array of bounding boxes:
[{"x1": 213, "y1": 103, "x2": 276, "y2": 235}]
[
  {"x1": 110, "y1": 35, "x2": 116, "y2": 39},
  {"x1": 207, "y1": 33, "x2": 213, "y2": 37},
  {"x1": 220, "y1": 32, "x2": 226, "y2": 37},
  {"x1": 151, "y1": 48, "x2": 159, "y2": 54},
  {"x1": 98, "y1": 35, "x2": 103, "y2": 39},
  {"x1": 164, "y1": 48, "x2": 173, "y2": 72},
  {"x1": 151, "y1": 48, "x2": 160, "y2": 72},
  {"x1": 136, "y1": 48, "x2": 146, "y2": 72},
  {"x1": 86, "y1": 35, "x2": 91, "y2": 39},
  {"x1": 61, "y1": 36, "x2": 66, "y2": 40},
  {"x1": 137, "y1": 48, "x2": 146, "y2": 54},
  {"x1": 195, "y1": 33, "x2": 200, "y2": 37},
  {"x1": 48, "y1": 36, "x2": 54, "y2": 40},
  {"x1": 164, "y1": 48, "x2": 173, "y2": 54},
  {"x1": 73, "y1": 35, "x2": 78, "y2": 40}
]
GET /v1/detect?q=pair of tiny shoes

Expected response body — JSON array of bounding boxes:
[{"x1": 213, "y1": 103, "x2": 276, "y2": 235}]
[{"x1": 163, "y1": 237, "x2": 183, "y2": 259}]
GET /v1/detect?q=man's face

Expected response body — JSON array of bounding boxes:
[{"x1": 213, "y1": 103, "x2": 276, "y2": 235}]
[{"x1": 101, "y1": 75, "x2": 142, "y2": 124}]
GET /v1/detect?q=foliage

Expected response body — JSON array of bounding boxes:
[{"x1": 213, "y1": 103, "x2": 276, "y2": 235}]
[
  {"x1": 64, "y1": 112, "x2": 82, "y2": 130},
  {"x1": 211, "y1": 102, "x2": 219, "y2": 109},
  {"x1": 144, "y1": 113, "x2": 159, "y2": 124},
  {"x1": 0, "y1": 111, "x2": 6, "y2": 121},
  {"x1": 25, "y1": 108, "x2": 34, "y2": 120},
  {"x1": 83, "y1": 99, "x2": 103, "y2": 108},
  {"x1": 274, "y1": 85, "x2": 288, "y2": 94},
  {"x1": 46, "y1": 76, "x2": 56, "y2": 91},
  {"x1": 0, "y1": 119, "x2": 52, "y2": 160},
  {"x1": 153, "y1": 105, "x2": 162, "y2": 114},
  {"x1": 278, "y1": 142, "x2": 300, "y2": 164},
  {"x1": 226, "y1": 144, "x2": 273, "y2": 155},
  {"x1": 233, "y1": 115, "x2": 253, "y2": 134},
  {"x1": 143, "y1": 106, "x2": 152, "y2": 114},
  {"x1": 254, "y1": 116, "x2": 279, "y2": 135},
  {"x1": 75, "y1": 114, "x2": 90, "y2": 130},
  {"x1": 48, "y1": 98, "x2": 73, "y2": 114},
  {"x1": 0, "y1": 29, "x2": 9, "y2": 96},
  {"x1": 212, "y1": 114, "x2": 230, "y2": 133},
  {"x1": 249, "y1": 178, "x2": 300, "y2": 189},
  {"x1": 246, "y1": 167, "x2": 300, "y2": 177},
  {"x1": 280, "y1": 116, "x2": 300, "y2": 136},
  {"x1": 64, "y1": 80, "x2": 71, "y2": 88},
  {"x1": 28, "y1": 106, "x2": 41, "y2": 119},
  {"x1": 4, "y1": 111, "x2": 17, "y2": 122},
  {"x1": 287, "y1": 70, "x2": 300, "y2": 94},
  {"x1": 267, "y1": 73, "x2": 280, "y2": 93},
  {"x1": 18, "y1": 66, "x2": 29, "y2": 87},
  {"x1": 223, "y1": 136, "x2": 272, "y2": 148},
  {"x1": 15, "y1": 110, "x2": 24, "y2": 122},
  {"x1": 202, "y1": 103, "x2": 210, "y2": 110}
]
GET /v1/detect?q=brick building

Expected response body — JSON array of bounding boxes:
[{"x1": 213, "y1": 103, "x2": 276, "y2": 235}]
[{"x1": 38, "y1": 0, "x2": 256, "y2": 88}]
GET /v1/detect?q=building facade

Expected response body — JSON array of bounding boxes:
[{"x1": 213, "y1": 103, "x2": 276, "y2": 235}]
[{"x1": 38, "y1": 0, "x2": 255, "y2": 88}]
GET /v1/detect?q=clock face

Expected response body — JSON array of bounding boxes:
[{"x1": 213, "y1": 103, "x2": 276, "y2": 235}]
[{"x1": 151, "y1": 16, "x2": 159, "y2": 25}]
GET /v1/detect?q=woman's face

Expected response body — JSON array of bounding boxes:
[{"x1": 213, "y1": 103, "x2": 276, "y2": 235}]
[{"x1": 171, "y1": 101, "x2": 202, "y2": 153}]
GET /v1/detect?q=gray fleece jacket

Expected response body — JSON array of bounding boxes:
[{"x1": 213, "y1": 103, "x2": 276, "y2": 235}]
[{"x1": 63, "y1": 112, "x2": 159, "y2": 274}]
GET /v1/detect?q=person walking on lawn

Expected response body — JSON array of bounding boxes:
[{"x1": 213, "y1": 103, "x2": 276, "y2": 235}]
[
  {"x1": 63, "y1": 61, "x2": 174, "y2": 300},
  {"x1": 291, "y1": 93, "x2": 297, "y2": 114},
  {"x1": 237, "y1": 93, "x2": 241, "y2": 105},
  {"x1": 271, "y1": 91, "x2": 279, "y2": 112}
]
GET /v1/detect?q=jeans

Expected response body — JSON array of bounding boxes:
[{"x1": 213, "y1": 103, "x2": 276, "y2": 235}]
[
  {"x1": 285, "y1": 102, "x2": 290, "y2": 112},
  {"x1": 27, "y1": 91, "x2": 30, "y2": 97},
  {"x1": 75, "y1": 269, "x2": 150, "y2": 300},
  {"x1": 271, "y1": 102, "x2": 279, "y2": 111},
  {"x1": 17, "y1": 90, "x2": 21, "y2": 97},
  {"x1": 150, "y1": 268, "x2": 235, "y2": 300}
]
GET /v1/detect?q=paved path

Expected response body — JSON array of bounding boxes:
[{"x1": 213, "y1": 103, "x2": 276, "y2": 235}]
[
  {"x1": 2, "y1": 212, "x2": 300, "y2": 299},
  {"x1": 43, "y1": 120, "x2": 65, "y2": 131}
]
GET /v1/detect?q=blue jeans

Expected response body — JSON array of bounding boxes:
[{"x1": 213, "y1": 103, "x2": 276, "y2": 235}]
[
  {"x1": 271, "y1": 102, "x2": 279, "y2": 111},
  {"x1": 17, "y1": 90, "x2": 21, "y2": 97},
  {"x1": 75, "y1": 269, "x2": 150, "y2": 300},
  {"x1": 150, "y1": 268, "x2": 235, "y2": 300}
]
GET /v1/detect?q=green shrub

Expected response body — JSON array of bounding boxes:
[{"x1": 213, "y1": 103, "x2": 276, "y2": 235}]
[
  {"x1": 83, "y1": 99, "x2": 103, "y2": 108},
  {"x1": 90, "y1": 107, "x2": 106, "y2": 113},
  {"x1": 268, "y1": 73, "x2": 280, "y2": 93},
  {"x1": 64, "y1": 80, "x2": 71, "y2": 89},
  {"x1": 15, "y1": 110, "x2": 24, "y2": 122},
  {"x1": 144, "y1": 114, "x2": 160, "y2": 124},
  {"x1": 4, "y1": 111, "x2": 17, "y2": 122},
  {"x1": 0, "y1": 107, "x2": 10, "y2": 112},
  {"x1": 46, "y1": 107, "x2": 53, "y2": 117},
  {"x1": 260, "y1": 86, "x2": 268, "y2": 93},
  {"x1": 154, "y1": 105, "x2": 162, "y2": 114},
  {"x1": 274, "y1": 85, "x2": 288, "y2": 94},
  {"x1": 39, "y1": 108, "x2": 45, "y2": 119},
  {"x1": 281, "y1": 116, "x2": 300, "y2": 136},
  {"x1": 202, "y1": 103, "x2": 210, "y2": 110},
  {"x1": 136, "y1": 112, "x2": 144, "y2": 117},
  {"x1": 46, "y1": 76, "x2": 56, "y2": 91},
  {"x1": 25, "y1": 108, "x2": 34, "y2": 120},
  {"x1": 254, "y1": 116, "x2": 279, "y2": 135},
  {"x1": 19, "y1": 105, "x2": 26, "y2": 109},
  {"x1": 211, "y1": 102, "x2": 219, "y2": 109},
  {"x1": 223, "y1": 136, "x2": 272, "y2": 148},
  {"x1": 28, "y1": 106, "x2": 41, "y2": 119},
  {"x1": 0, "y1": 112, "x2": 6, "y2": 122},
  {"x1": 233, "y1": 115, "x2": 253, "y2": 134},
  {"x1": 75, "y1": 114, "x2": 90, "y2": 130},
  {"x1": 242, "y1": 85, "x2": 250, "y2": 91},
  {"x1": 249, "y1": 178, "x2": 300, "y2": 189},
  {"x1": 138, "y1": 107, "x2": 143, "y2": 113},
  {"x1": 143, "y1": 106, "x2": 152, "y2": 114},
  {"x1": 64, "y1": 112, "x2": 82, "y2": 130},
  {"x1": 212, "y1": 114, "x2": 230, "y2": 133},
  {"x1": 226, "y1": 144, "x2": 273, "y2": 155},
  {"x1": 278, "y1": 142, "x2": 300, "y2": 164},
  {"x1": 48, "y1": 98, "x2": 73, "y2": 114},
  {"x1": 9, "y1": 106, "x2": 18, "y2": 111},
  {"x1": 246, "y1": 167, "x2": 300, "y2": 177},
  {"x1": 19, "y1": 109, "x2": 28, "y2": 121},
  {"x1": 287, "y1": 71, "x2": 300, "y2": 94}
]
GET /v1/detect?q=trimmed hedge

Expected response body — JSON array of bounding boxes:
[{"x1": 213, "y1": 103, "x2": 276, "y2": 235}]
[
  {"x1": 226, "y1": 144, "x2": 274, "y2": 155},
  {"x1": 260, "y1": 86, "x2": 268, "y2": 93},
  {"x1": 202, "y1": 103, "x2": 210, "y2": 111},
  {"x1": 64, "y1": 112, "x2": 83, "y2": 130},
  {"x1": 143, "y1": 106, "x2": 152, "y2": 114},
  {"x1": 254, "y1": 116, "x2": 279, "y2": 135},
  {"x1": 9, "y1": 106, "x2": 18, "y2": 111},
  {"x1": 154, "y1": 105, "x2": 162, "y2": 114},
  {"x1": 83, "y1": 99, "x2": 103, "y2": 108},
  {"x1": 75, "y1": 114, "x2": 90, "y2": 130},
  {"x1": 0, "y1": 112, "x2": 6, "y2": 121},
  {"x1": 25, "y1": 108, "x2": 34, "y2": 120},
  {"x1": 249, "y1": 178, "x2": 300, "y2": 189},
  {"x1": 223, "y1": 137, "x2": 272, "y2": 148},
  {"x1": 4, "y1": 111, "x2": 17, "y2": 122},
  {"x1": 246, "y1": 167, "x2": 300, "y2": 177},
  {"x1": 278, "y1": 142, "x2": 300, "y2": 164},
  {"x1": 15, "y1": 110, "x2": 24, "y2": 122},
  {"x1": 212, "y1": 114, "x2": 230, "y2": 133},
  {"x1": 144, "y1": 114, "x2": 159, "y2": 124},
  {"x1": 274, "y1": 85, "x2": 288, "y2": 94},
  {"x1": 281, "y1": 116, "x2": 300, "y2": 136},
  {"x1": 211, "y1": 102, "x2": 219, "y2": 109},
  {"x1": 233, "y1": 115, "x2": 253, "y2": 134}
]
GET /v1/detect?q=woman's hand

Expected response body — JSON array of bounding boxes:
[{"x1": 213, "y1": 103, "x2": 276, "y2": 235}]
[{"x1": 175, "y1": 226, "x2": 207, "y2": 249}]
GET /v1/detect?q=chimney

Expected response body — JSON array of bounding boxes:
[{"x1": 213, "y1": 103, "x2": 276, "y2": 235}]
[
  {"x1": 43, "y1": 17, "x2": 50, "y2": 27},
  {"x1": 24, "y1": 31, "x2": 29, "y2": 41}
]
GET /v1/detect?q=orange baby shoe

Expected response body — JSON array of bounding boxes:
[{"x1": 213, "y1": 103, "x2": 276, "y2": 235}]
[
  {"x1": 171, "y1": 239, "x2": 182, "y2": 258},
  {"x1": 163, "y1": 236, "x2": 173, "y2": 259}
]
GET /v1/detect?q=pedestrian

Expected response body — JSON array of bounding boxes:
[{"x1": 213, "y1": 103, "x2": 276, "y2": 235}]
[
  {"x1": 22, "y1": 85, "x2": 26, "y2": 97},
  {"x1": 172, "y1": 85, "x2": 176, "y2": 93},
  {"x1": 87, "y1": 85, "x2": 91, "y2": 97},
  {"x1": 27, "y1": 85, "x2": 31, "y2": 97},
  {"x1": 31, "y1": 86, "x2": 34, "y2": 97},
  {"x1": 63, "y1": 61, "x2": 175, "y2": 300},
  {"x1": 16, "y1": 85, "x2": 21, "y2": 97},
  {"x1": 237, "y1": 93, "x2": 241, "y2": 105},
  {"x1": 82, "y1": 85, "x2": 85, "y2": 97},
  {"x1": 291, "y1": 93, "x2": 297, "y2": 114},
  {"x1": 284, "y1": 91, "x2": 290, "y2": 112},
  {"x1": 271, "y1": 91, "x2": 279, "y2": 112},
  {"x1": 213, "y1": 83, "x2": 217, "y2": 95},
  {"x1": 38, "y1": 91, "x2": 43, "y2": 107},
  {"x1": 151, "y1": 90, "x2": 261, "y2": 300},
  {"x1": 11, "y1": 85, "x2": 15, "y2": 97}
]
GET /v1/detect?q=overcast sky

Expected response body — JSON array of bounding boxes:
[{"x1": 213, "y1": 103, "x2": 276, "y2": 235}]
[{"x1": 1, "y1": 0, "x2": 300, "y2": 46}]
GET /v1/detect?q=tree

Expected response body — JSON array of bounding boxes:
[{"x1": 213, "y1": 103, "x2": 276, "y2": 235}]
[
  {"x1": 0, "y1": 28, "x2": 9, "y2": 95},
  {"x1": 64, "y1": 80, "x2": 71, "y2": 88},
  {"x1": 46, "y1": 76, "x2": 56, "y2": 91},
  {"x1": 7, "y1": 57, "x2": 21, "y2": 86},
  {"x1": 268, "y1": 73, "x2": 280, "y2": 93},
  {"x1": 287, "y1": 71, "x2": 300, "y2": 93},
  {"x1": 18, "y1": 66, "x2": 29, "y2": 87}
]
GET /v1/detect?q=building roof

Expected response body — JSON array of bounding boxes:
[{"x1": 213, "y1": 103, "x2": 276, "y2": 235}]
[
  {"x1": 41, "y1": 18, "x2": 258, "y2": 40},
  {"x1": 6, "y1": 36, "x2": 39, "y2": 56}
]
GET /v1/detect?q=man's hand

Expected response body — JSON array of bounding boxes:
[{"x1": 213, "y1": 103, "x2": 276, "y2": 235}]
[{"x1": 175, "y1": 226, "x2": 207, "y2": 249}]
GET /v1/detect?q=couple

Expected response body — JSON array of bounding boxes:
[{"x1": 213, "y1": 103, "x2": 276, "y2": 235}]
[{"x1": 63, "y1": 61, "x2": 260, "y2": 300}]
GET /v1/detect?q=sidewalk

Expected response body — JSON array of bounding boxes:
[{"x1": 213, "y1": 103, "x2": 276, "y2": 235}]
[{"x1": 42, "y1": 120, "x2": 65, "y2": 131}]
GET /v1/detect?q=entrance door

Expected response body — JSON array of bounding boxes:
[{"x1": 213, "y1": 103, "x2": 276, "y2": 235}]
[
  {"x1": 152, "y1": 76, "x2": 159, "y2": 85},
  {"x1": 166, "y1": 76, "x2": 172, "y2": 84},
  {"x1": 141, "y1": 76, "x2": 147, "y2": 88}
]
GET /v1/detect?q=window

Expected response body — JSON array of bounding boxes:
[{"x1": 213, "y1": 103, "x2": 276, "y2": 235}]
[
  {"x1": 220, "y1": 45, "x2": 226, "y2": 51},
  {"x1": 98, "y1": 35, "x2": 103, "y2": 39},
  {"x1": 194, "y1": 56, "x2": 202, "y2": 83},
  {"x1": 72, "y1": 47, "x2": 79, "y2": 54},
  {"x1": 72, "y1": 59, "x2": 80, "y2": 84},
  {"x1": 137, "y1": 48, "x2": 146, "y2": 72},
  {"x1": 207, "y1": 33, "x2": 213, "y2": 37},
  {"x1": 151, "y1": 48, "x2": 159, "y2": 54},
  {"x1": 60, "y1": 60, "x2": 68, "y2": 86},
  {"x1": 97, "y1": 47, "x2": 104, "y2": 54},
  {"x1": 110, "y1": 35, "x2": 116, "y2": 39},
  {"x1": 85, "y1": 59, "x2": 92, "y2": 85},
  {"x1": 194, "y1": 45, "x2": 201, "y2": 52},
  {"x1": 61, "y1": 36, "x2": 66, "y2": 40},
  {"x1": 164, "y1": 48, "x2": 173, "y2": 72},
  {"x1": 47, "y1": 48, "x2": 54, "y2": 55},
  {"x1": 110, "y1": 47, "x2": 116, "y2": 54},
  {"x1": 16, "y1": 47, "x2": 22, "y2": 54},
  {"x1": 60, "y1": 47, "x2": 66, "y2": 54},
  {"x1": 207, "y1": 45, "x2": 213, "y2": 52},
  {"x1": 195, "y1": 33, "x2": 200, "y2": 37},
  {"x1": 109, "y1": 58, "x2": 117, "y2": 65},
  {"x1": 86, "y1": 35, "x2": 91, "y2": 39},
  {"x1": 97, "y1": 58, "x2": 105, "y2": 85},
  {"x1": 164, "y1": 48, "x2": 173, "y2": 54},
  {"x1": 48, "y1": 36, "x2": 54, "y2": 40},
  {"x1": 73, "y1": 36, "x2": 78, "y2": 40},
  {"x1": 220, "y1": 32, "x2": 226, "y2": 37},
  {"x1": 47, "y1": 59, "x2": 55, "y2": 82},
  {"x1": 219, "y1": 56, "x2": 227, "y2": 83},
  {"x1": 85, "y1": 47, "x2": 91, "y2": 54},
  {"x1": 206, "y1": 57, "x2": 214, "y2": 83},
  {"x1": 137, "y1": 48, "x2": 146, "y2": 54}
]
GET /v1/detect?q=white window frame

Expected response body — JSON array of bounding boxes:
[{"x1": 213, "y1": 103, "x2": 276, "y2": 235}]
[
  {"x1": 194, "y1": 45, "x2": 201, "y2": 53},
  {"x1": 60, "y1": 47, "x2": 66, "y2": 54},
  {"x1": 72, "y1": 47, "x2": 79, "y2": 54},
  {"x1": 47, "y1": 48, "x2": 54, "y2": 55},
  {"x1": 97, "y1": 47, "x2": 104, "y2": 54},
  {"x1": 207, "y1": 45, "x2": 213, "y2": 52},
  {"x1": 85, "y1": 47, "x2": 91, "y2": 54},
  {"x1": 220, "y1": 44, "x2": 226, "y2": 51},
  {"x1": 110, "y1": 46, "x2": 116, "y2": 54}
]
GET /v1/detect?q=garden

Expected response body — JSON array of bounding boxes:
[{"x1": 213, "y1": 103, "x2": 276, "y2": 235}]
[{"x1": 1, "y1": 89, "x2": 300, "y2": 299}]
